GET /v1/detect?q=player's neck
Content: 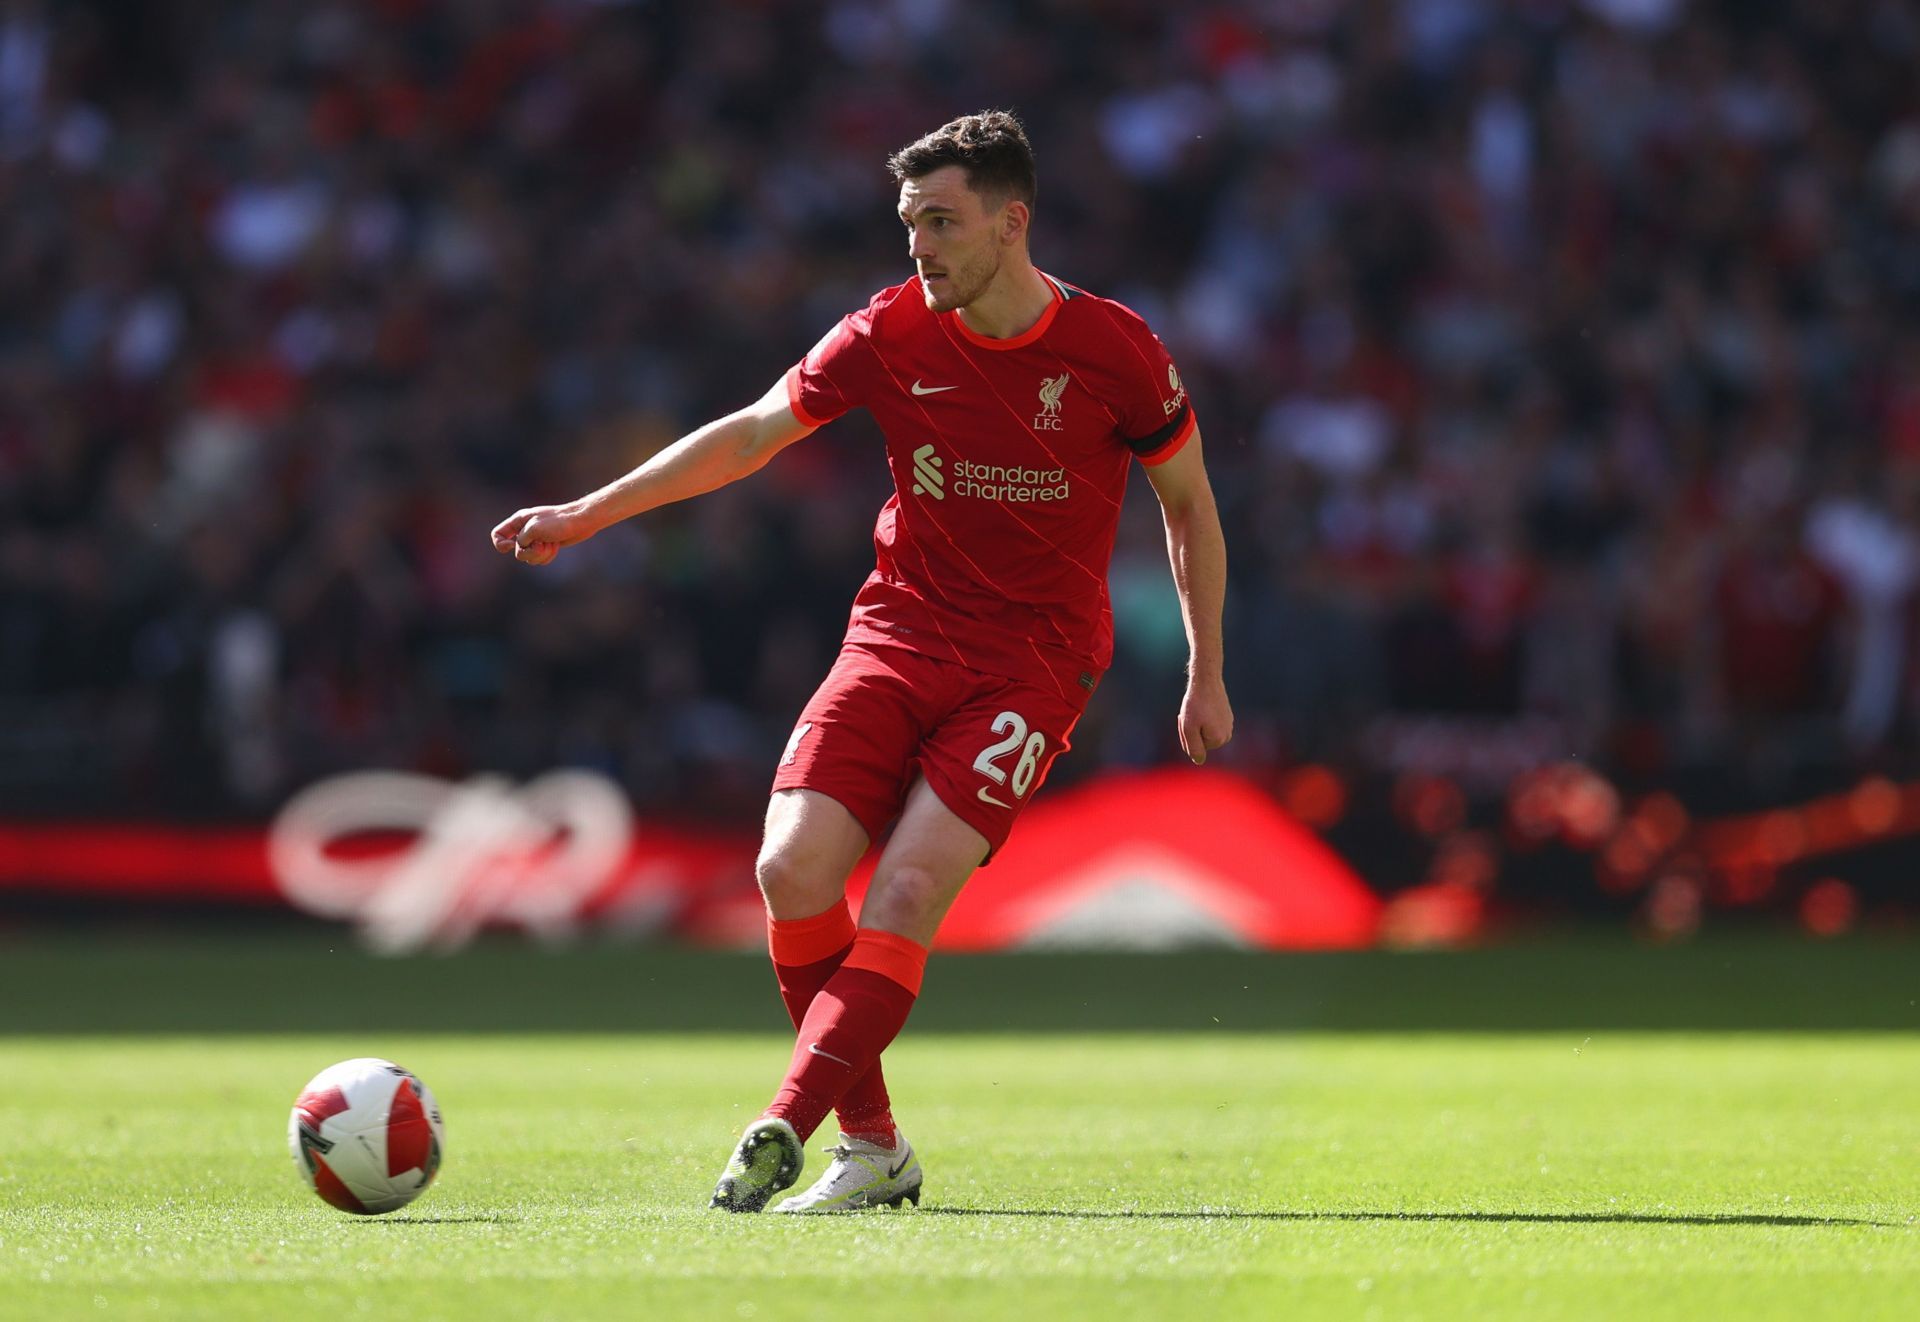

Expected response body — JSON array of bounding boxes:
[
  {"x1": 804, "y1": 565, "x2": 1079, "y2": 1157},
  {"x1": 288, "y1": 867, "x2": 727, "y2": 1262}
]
[{"x1": 954, "y1": 259, "x2": 1053, "y2": 341}]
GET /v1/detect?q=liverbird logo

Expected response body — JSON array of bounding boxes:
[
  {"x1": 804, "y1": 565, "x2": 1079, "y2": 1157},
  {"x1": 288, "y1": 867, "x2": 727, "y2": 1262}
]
[{"x1": 1034, "y1": 373, "x2": 1070, "y2": 430}]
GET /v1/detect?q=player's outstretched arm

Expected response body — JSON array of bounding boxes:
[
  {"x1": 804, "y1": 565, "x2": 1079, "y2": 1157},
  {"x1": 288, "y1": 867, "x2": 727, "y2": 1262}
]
[
  {"x1": 1144, "y1": 427, "x2": 1234, "y2": 765},
  {"x1": 490, "y1": 377, "x2": 817, "y2": 566}
]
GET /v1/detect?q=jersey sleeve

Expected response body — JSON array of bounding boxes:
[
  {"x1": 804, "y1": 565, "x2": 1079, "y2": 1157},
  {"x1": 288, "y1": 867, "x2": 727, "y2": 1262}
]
[
  {"x1": 1110, "y1": 313, "x2": 1197, "y2": 467},
  {"x1": 784, "y1": 299, "x2": 882, "y2": 428}
]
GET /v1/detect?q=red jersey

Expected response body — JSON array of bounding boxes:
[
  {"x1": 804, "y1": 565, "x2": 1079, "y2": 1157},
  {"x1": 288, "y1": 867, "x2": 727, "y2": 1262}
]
[{"x1": 784, "y1": 273, "x2": 1196, "y2": 702}]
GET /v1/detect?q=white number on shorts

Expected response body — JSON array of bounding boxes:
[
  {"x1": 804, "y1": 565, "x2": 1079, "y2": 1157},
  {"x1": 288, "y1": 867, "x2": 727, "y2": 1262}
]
[
  {"x1": 1011, "y1": 731, "x2": 1047, "y2": 797},
  {"x1": 973, "y1": 711, "x2": 1047, "y2": 799}
]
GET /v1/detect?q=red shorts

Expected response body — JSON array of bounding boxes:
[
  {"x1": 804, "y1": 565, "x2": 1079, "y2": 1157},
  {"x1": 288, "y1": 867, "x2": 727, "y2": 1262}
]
[{"x1": 771, "y1": 641, "x2": 1091, "y2": 857}]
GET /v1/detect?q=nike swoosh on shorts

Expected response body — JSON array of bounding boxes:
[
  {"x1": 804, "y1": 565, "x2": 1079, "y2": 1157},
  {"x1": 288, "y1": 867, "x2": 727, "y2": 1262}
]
[{"x1": 976, "y1": 787, "x2": 1012, "y2": 809}]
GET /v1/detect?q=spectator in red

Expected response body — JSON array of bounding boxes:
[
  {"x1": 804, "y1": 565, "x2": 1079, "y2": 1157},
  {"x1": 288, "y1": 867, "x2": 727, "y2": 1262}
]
[{"x1": 1711, "y1": 512, "x2": 1844, "y2": 723}]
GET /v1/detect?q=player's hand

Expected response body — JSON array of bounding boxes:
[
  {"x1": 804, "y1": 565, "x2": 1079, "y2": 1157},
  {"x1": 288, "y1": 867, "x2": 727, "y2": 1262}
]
[
  {"x1": 1178, "y1": 673, "x2": 1234, "y2": 766},
  {"x1": 490, "y1": 504, "x2": 593, "y2": 567}
]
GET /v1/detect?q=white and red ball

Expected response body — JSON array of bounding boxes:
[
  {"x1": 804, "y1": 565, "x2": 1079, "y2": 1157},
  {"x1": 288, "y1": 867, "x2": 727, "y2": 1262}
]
[{"x1": 289, "y1": 1058, "x2": 445, "y2": 1215}]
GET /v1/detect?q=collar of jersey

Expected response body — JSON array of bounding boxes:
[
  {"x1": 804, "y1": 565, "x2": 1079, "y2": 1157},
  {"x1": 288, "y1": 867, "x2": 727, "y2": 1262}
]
[{"x1": 943, "y1": 271, "x2": 1063, "y2": 351}]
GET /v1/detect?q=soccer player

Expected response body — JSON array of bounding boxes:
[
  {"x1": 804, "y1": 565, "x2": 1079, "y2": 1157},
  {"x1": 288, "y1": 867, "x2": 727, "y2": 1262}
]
[{"x1": 490, "y1": 111, "x2": 1232, "y2": 1213}]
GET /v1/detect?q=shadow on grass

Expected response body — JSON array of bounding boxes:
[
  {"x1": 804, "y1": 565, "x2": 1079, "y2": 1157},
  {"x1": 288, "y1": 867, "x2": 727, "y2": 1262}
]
[
  {"x1": 360, "y1": 1214, "x2": 520, "y2": 1226},
  {"x1": 924, "y1": 1208, "x2": 1890, "y2": 1228},
  {"x1": 9, "y1": 939, "x2": 1920, "y2": 1033}
]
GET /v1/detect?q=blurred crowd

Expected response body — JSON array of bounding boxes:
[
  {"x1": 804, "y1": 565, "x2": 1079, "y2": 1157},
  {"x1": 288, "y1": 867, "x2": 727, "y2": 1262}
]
[{"x1": 4, "y1": 0, "x2": 1920, "y2": 824}]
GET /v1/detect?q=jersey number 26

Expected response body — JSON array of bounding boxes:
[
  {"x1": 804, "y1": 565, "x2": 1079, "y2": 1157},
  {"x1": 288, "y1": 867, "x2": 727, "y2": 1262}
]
[{"x1": 973, "y1": 711, "x2": 1047, "y2": 798}]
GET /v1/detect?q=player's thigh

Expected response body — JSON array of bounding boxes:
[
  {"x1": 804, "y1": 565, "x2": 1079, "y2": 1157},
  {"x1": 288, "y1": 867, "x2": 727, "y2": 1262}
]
[
  {"x1": 857, "y1": 776, "x2": 990, "y2": 945},
  {"x1": 756, "y1": 788, "x2": 872, "y2": 919}
]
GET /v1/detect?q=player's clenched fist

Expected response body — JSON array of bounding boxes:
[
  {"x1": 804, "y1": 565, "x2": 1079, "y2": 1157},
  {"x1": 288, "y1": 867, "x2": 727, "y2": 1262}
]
[
  {"x1": 1177, "y1": 675, "x2": 1234, "y2": 766},
  {"x1": 490, "y1": 504, "x2": 593, "y2": 566}
]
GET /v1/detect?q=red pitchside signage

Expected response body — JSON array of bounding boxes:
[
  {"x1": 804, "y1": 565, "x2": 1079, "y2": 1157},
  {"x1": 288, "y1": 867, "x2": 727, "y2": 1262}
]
[
  {"x1": 922, "y1": 770, "x2": 1379, "y2": 949},
  {"x1": 0, "y1": 769, "x2": 1382, "y2": 951}
]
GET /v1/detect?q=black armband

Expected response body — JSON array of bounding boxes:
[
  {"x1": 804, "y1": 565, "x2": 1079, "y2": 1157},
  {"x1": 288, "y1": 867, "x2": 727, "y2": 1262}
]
[{"x1": 1123, "y1": 402, "x2": 1192, "y2": 458}]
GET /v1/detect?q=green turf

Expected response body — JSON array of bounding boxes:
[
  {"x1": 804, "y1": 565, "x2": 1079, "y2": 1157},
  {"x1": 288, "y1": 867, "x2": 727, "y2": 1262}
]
[
  {"x1": 2, "y1": 943, "x2": 1917, "y2": 1319},
  {"x1": 2, "y1": 1034, "x2": 1915, "y2": 1321},
  {"x1": 4, "y1": 931, "x2": 1918, "y2": 1033}
]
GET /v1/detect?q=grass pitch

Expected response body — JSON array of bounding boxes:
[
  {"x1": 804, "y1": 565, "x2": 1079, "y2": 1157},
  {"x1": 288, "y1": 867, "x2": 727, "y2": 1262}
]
[{"x1": 1, "y1": 938, "x2": 1916, "y2": 1320}]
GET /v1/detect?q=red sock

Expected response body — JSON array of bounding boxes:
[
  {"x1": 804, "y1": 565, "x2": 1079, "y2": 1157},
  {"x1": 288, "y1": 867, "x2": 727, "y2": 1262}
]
[
  {"x1": 765, "y1": 928, "x2": 928, "y2": 1143},
  {"x1": 766, "y1": 903, "x2": 897, "y2": 1145}
]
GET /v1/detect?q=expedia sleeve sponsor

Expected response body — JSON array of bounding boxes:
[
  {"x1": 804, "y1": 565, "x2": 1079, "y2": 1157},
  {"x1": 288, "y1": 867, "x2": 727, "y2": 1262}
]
[{"x1": 949, "y1": 458, "x2": 1071, "y2": 502}]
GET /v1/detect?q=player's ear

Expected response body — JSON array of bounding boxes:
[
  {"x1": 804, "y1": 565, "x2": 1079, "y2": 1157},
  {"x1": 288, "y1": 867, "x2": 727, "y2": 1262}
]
[{"x1": 1000, "y1": 198, "x2": 1030, "y2": 247}]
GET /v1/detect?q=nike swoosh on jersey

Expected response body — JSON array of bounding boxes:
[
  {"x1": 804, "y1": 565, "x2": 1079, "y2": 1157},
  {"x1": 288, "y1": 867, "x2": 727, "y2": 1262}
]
[
  {"x1": 976, "y1": 787, "x2": 1013, "y2": 809},
  {"x1": 910, "y1": 380, "x2": 958, "y2": 395}
]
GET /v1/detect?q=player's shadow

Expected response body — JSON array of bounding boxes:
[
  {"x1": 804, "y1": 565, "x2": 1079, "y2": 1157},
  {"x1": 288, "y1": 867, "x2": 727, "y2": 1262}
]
[
  {"x1": 360, "y1": 1214, "x2": 521, "y2": 1226},
  {"x1": 925, "y1": 1208, "x2": 1889, "y2": 1228}
]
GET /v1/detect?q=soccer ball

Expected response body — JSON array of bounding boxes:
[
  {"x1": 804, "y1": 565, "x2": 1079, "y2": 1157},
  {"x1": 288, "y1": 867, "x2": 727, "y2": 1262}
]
[{"x1": 289, "y1": 1057, "x2": 445, "y2": 1215}]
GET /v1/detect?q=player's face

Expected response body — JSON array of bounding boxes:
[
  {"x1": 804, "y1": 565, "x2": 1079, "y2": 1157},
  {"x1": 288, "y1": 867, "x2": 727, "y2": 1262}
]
[{"x1": 899, "y1": 166, "x2": 1006, "y2": 314}]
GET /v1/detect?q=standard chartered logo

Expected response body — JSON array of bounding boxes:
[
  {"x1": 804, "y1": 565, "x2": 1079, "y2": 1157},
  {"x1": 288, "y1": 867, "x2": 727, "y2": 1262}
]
[
  {"x1": 911, "y1": 444, "x2": 945, "y2": 500},
  {"x1": 908, "y1": 443, "x2": 1070, "y2": 505}
]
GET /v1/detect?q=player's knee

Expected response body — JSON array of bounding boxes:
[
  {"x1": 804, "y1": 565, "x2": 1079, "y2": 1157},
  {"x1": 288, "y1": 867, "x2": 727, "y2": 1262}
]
[
  {"x1": 754, "y1": 845, "x2": 840, "y2": 916},
  {"x1": 863, "y1": 864, "x2": 948, "y2": 934}
]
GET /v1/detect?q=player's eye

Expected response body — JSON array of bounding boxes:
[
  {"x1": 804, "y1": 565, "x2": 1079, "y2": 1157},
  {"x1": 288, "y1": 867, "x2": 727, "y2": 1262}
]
[{"x1": 932, "y1": 217, "x2": 949, "y2": 229}]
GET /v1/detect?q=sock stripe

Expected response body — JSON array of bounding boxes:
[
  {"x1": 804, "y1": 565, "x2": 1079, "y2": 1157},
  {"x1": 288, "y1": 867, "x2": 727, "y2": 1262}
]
[
  {"x1": 767, "y1": 899, "x2": 856, "y2": 966},
  {"x1": 842, "y1": 928, "x2": 930, "y2": 996}
]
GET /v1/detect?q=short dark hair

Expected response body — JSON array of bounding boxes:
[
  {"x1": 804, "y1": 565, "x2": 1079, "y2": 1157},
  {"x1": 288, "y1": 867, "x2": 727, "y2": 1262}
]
[{"x1": 887, "y1": 111, "x2": 1036, "y2": 208}]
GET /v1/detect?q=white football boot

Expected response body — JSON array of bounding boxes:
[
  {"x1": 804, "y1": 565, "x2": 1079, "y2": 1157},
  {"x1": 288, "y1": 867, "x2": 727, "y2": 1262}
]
[{"x1": 771, "y1": 1133, "x2": 923, "y2": 1213}]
